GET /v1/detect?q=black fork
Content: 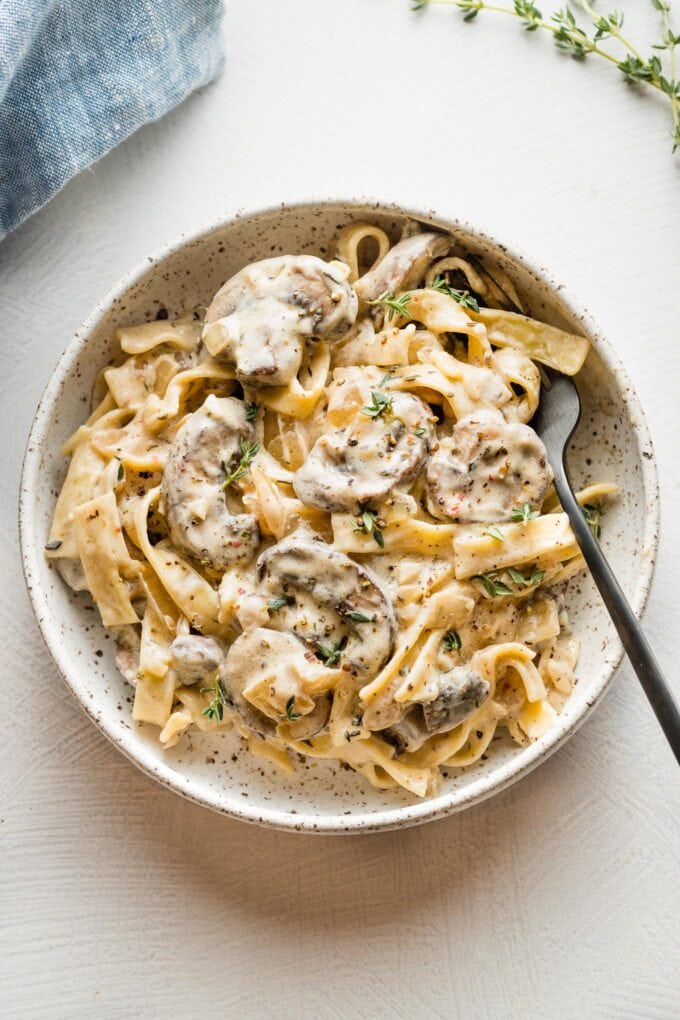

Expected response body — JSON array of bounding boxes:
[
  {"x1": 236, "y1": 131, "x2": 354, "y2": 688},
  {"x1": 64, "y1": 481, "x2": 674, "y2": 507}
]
[{"x1": 533, "y1": 367, "x2": 680, "y2": 764}]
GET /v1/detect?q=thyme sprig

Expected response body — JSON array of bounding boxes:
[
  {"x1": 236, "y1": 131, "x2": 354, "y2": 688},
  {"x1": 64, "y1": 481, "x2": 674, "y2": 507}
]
[
  {"x1": 361, "y1": 391, "x2": 394, "y2": 419},
  {"x1": 221, "y1": 438, "x2": 260, "y2": 489},
  {"x1": 201, "y1": 676, "x2": 226, "y2": 722},
  {"x1": 508, "y1": 566, "x2": 547, "y2": 586},
  {"x1": 430, "y1": 275, "x2": 481, "y2": 312},
  {"x1": 412, "y1": 0, "x2": 680, "y2": 151},
  {"x1": 315, "y1": 636, "x2": 347, "y2": 666},
  {"x1": 473, "y1": 571, "x2": 515, "y2": 597},
  {"x1": 473, "y1": 567, "x2": 545, "y2": 595},
  {"x1": 354, "y1": 508, "x2": 386, "y2": 547},
  {"x1": 369, "y1": 290, "x2": 413, "y2": 320}
]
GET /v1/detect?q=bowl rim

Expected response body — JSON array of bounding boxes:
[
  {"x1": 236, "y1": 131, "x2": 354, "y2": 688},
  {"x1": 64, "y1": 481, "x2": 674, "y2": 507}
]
[{"x1": 19, "y1": 196, "x2": 661, "y2": 833}]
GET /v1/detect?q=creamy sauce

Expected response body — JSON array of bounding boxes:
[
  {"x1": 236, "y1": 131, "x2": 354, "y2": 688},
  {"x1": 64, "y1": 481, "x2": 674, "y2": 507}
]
[{"x1": 203, "y1": 255, "x2": 358, "y2": 387}]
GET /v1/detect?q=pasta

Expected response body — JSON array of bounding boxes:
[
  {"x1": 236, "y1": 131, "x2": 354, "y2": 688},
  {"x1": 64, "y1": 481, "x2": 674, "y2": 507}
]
[{"x1": 46, "y1": 225, "x2": 615, "y2": 798}]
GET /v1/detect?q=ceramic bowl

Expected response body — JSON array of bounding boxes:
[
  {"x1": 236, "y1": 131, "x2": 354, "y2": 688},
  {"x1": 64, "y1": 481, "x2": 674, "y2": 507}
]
[{"x1": 19, "y1": 199, "x2": 660, "y2": 833}]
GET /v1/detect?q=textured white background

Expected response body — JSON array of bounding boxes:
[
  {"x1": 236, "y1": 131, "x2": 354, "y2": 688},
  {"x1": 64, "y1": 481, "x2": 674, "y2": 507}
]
[{"x1": 2, "y1": 1, "x2": 680, "y2": 1016}]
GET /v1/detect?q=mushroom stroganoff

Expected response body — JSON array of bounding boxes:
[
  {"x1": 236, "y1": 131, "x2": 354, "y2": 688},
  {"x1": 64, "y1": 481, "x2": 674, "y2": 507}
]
[{"x1": 45, "y1": 223, "x2": 617, "y2": 798}]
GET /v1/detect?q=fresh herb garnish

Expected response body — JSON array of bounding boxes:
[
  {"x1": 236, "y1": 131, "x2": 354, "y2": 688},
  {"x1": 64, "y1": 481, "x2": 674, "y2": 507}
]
[
  {"x1": 412, "y1": 1, "x2": 680, "y2": 153},
  {"x1": 430, "y1": 275, "x2": 480, "y2": 312},
  {"x1": 267, "y1": 595, "x2": 292, "y2": 612},
  {"x1": 117, "y1": 462, "x2": 124, "y2": 482},
  {"x1": 361, "y1": 391, "x2": 394, "y2": 419},
  {"x1": 283, "y1": 697, "x2": 301, "y2": 722},
  {"x1": 369, "y1": 290, "x2": 412, "y2": 321},
  {"x1": 221, "y1": 438, "x2": 260, "y2": 489},
  {"x1": 379, "y1": 369, "x2": 396, "y2": 386},
  {"x1": 473, "y1": 572, "x2": 515, "y2": 597},
  {"x1": 583, "y1": 500, "x2": 604, "y2": 539},
  {"x1": 483, "y1": 525, "x2": 505, "y2": 541},
  {"x1": 315, "y1": 637, "x2": 347, "y2": 667},
  {"x1": 245, "y1": 402, "x2": 259, "y2": 421},
  {"x1": 353, "y1": 508, "x2": 385, "y2": 548},
  {"x1": 282, "y1": 695, "x2": 301, "y2": 721},
  {"x1": 508, "y1": 566, "x2": 546, "y2": 587},
  {"x1": 201, "y1": 676, "x2": 226, "y2": 722},
  {"x1": 345, "y1": 609, "x2": 374, "y2": 623},
  {"x1": 414, "y1": 427, "x2": 428, "y2": 438},
  {"x1": 443, "y1": 630, "x2": 462, "y2": 653},
  {"x1": 510, "y1": 502, "x2": 541, "y2": 523}
]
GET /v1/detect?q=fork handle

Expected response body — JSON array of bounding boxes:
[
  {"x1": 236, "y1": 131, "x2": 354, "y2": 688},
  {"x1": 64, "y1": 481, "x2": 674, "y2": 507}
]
[{"x1": 553, "y1": 466, "x2": 680, "y2": 764}]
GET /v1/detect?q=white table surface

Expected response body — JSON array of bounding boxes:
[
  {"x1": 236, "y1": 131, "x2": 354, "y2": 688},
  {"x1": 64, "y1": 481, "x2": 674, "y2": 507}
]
[{"x1": 2, "y1": 1, "x2": 679, "y2": 1016}]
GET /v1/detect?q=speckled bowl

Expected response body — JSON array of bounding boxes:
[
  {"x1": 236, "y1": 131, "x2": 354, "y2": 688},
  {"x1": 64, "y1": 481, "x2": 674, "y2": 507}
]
[{"x1": 19, "y1": 199, "x2": 659, "y2": 833}]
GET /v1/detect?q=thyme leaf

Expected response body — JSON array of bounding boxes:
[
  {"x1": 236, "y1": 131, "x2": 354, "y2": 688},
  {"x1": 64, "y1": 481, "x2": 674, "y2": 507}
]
[
  {"x1": 245, "y1": 401, "x2": 259, "y2": 421},
  {"x1": 267, "y1": 595, "x2": 292, "y2": 612},
  {"x1": 345, "y1": 609, "x2": 374, "y2": 623},
  {"x1": 508, "y1": 566, "x2": 546, "y2": 586},
  {"x1": 473, "y1": 572, "x2": 515, "y2": 598},
  {"x1": 353, "y1": 508, "x2": 386, "y2": 547}
]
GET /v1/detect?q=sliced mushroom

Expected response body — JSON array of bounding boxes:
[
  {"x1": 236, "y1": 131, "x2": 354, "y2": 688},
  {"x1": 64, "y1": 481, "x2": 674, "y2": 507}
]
[
  {"x1": 421, "y1": 666, "x2": 490, "y2": 734},
  {"x1": 170, "y1": 635, "x2": 224, "y2": 686},
  {"x1": 354, "y1": 232, "x2": 451, "y2": 304},
  {"x1": 257, "y1": 532, "x2": 396, "y2": 676},
  {"x1": 426, "y1": 410, "x2": 551, "y2": 523},
  {"x1": 203, "y1": 255, "x2": 358, "y2": 387},
  {"x1": 161, "y1": 394, "x2": 260, "y2": 568},
  {"x1": 293, "y1": 390, "x2": 434, "y2": 512}
]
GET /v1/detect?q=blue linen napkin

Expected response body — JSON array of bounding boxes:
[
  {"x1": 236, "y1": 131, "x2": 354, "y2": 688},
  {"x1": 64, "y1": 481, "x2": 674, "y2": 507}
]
[{"x1": 0, "y1": 0, "x2": 225, "y2": 239}]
